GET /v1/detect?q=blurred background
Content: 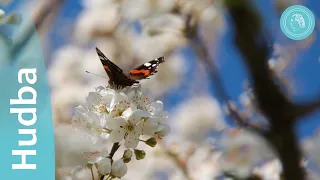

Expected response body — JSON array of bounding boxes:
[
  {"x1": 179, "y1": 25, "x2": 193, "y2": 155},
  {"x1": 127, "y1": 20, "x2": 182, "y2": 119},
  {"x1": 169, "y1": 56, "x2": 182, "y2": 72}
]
[{"x1": 1, "y1": 0, "x2": 320, "y2": 179}]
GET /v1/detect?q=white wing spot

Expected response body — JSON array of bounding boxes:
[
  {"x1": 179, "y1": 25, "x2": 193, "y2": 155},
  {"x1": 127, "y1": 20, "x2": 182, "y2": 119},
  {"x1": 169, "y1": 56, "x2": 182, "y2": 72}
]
[
  {"x1": 152, "y1": 64, "x2": 157, "y2": 67},
  {"x1": 144, "y1": 63, "x2": 151, "y2": 67}
]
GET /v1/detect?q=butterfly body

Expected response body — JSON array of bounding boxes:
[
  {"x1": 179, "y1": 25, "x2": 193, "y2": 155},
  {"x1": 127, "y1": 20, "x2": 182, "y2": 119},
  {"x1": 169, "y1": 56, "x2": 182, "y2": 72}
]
[{"x1": 95, "y1": 47, "x2": 165, "y2": 90}]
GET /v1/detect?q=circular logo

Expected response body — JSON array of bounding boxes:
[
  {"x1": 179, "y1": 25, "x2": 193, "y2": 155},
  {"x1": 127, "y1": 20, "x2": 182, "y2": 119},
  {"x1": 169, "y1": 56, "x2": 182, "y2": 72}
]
[{"x1": 280, "y1": 5, "x2": 315, "y2": 40}]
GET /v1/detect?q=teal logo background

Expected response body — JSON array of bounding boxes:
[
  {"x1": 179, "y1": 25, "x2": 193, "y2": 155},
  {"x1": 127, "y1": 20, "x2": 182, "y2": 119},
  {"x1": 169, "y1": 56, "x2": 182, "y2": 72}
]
[
  {"x1": 280, "y1": 5, "x2": 315, "y2": 40},
  {"x1": 0, "y1": 7, "x2": 55, "y2": 180}
]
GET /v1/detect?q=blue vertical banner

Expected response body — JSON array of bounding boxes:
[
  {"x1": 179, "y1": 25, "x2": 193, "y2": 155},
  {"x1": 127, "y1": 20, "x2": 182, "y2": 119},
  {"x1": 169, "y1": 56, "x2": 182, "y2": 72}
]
[{"x1": 0, "y1": 5, "x2": 55, "y2": 180}]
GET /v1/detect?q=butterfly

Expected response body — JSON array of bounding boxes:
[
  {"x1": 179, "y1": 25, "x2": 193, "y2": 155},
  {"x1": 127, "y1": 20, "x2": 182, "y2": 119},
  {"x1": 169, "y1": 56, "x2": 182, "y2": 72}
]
[{"x1": 95, "y1": 47, "x2": 165, "y2": 90}]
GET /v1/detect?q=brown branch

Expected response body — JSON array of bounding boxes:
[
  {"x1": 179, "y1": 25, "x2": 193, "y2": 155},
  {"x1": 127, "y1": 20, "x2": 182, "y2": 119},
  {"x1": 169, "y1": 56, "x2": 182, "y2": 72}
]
[
  {"x1": 108, "y1": 142, "x2": 120, "y2": 159},
  {"x1": 184, "y1": 15, "x2": 266, "y2": 136},
  {"x1": 224, "y1": 0, "x2": 305, "y2": 179},
  {"x1": 294, "y1": 100, "x2": 320, "y2": 118}
]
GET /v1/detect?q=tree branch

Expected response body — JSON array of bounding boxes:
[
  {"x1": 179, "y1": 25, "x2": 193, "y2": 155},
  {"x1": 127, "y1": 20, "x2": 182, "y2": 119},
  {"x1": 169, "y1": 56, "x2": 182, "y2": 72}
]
[
  {"x1": 184, "y1": 14, "x2": 266, "y2": 136},
  {"x1": 108, "y1": 142, "x2": 120, "y2": 159},
  {"x1": 294, "y1": 100, "x2": 320, "y2": 118},
  {"x1": 224, "y1": 0, "x2": 305, "y2": 179}
]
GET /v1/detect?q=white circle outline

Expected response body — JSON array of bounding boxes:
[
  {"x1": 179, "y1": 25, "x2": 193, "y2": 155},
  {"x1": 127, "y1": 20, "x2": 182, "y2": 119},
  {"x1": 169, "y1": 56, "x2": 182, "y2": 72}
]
[
  {"x1": 280, "y1": 6, "x2": 315, "y2": 40},
  {"x1": 283, "y1": 8, "x2": 312, "y2": 37}
]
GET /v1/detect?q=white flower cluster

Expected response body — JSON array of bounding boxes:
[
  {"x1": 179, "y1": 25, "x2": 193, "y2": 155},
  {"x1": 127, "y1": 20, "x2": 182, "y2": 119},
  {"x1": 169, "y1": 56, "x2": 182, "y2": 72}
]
[
  {"x1": 219, "y1": 129, "x2": 274, "y2": 178},
  {"x1": 49, "y1": 0, "x2": 225, "y2": 125},
  {"x1": 70, "y1": 85, "x2": 170, "y2": 178}
]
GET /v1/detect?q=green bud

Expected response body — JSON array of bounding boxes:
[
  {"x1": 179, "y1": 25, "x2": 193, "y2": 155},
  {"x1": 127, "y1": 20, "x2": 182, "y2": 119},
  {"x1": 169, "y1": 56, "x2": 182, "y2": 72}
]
[
  {"x1": 145, "y1": 137, "x2": 157, "y2": 147},
  {"x1": 0, "y1": 13, "x2": 20, "y2": 25},
  {"x1": 6, "y1": 13, "x2": 20, "y2": 24},
  {"x1": 134, "y1": 149, "x2": 146, "y2": 160},
  {"x1": 123, "y1": 157, "x2": 131, "y2": 163},
  {"x1": 122, "y1": 149, "x2": 132, "y2": 159}
]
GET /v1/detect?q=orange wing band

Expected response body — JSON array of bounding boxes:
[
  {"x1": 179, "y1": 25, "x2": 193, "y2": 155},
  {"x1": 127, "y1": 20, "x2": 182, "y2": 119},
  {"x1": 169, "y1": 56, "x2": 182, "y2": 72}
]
[{"x1": 130, "y1": 69, "x2": 150, "y2": 76}]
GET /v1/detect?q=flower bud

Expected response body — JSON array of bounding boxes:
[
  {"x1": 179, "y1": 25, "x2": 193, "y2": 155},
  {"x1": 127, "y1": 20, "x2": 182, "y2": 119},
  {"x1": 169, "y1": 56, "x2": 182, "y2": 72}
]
[
  {"x1": 3, "y1": 13, "x2": 20, "y2": 24},
  {"x1": 157, "y1": 124, "x2": 171, "y2": 137},
  {"x1": 145, "y1": 137, "x2": 157, "y2": 147},
  {"x1": 123, "y1": 149, "x2": 132, "y2": 159},
  {"x1": 123, "y1": 157, "x2": 131, "y2": 163},
  {"x1": 86, "y1": 163, "x2": 93, "y2": 169},
  {"x1": 97, "y1": 158, "x2": 111, "y2": 175},
  {"x1": 134, "y1": 149, "x2": 146, "y2": 160},
  {"x1": 111, "y1": 159, "x2": 127, "y2": 178}
]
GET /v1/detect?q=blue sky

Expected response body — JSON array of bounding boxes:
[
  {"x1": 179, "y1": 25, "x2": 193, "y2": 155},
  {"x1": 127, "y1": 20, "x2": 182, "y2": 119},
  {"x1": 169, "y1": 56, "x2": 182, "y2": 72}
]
[
  {"x1": 4, "y1": 0, "x2": 320, "y2": 138},
  {"x1": 214, "y1": 0, "x2": 320, "y2": 138}
]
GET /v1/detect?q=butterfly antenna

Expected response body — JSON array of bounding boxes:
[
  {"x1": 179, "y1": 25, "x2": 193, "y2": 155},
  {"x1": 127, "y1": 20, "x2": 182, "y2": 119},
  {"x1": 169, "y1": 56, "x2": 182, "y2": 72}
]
[{"x1": 85, "y1": 71, "x2": 108, "y2": 79}]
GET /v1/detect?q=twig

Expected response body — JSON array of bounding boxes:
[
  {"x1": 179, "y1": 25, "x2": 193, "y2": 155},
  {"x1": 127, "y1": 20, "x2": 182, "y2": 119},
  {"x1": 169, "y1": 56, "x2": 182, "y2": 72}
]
[
  {"x1": 294, "y1": 100, "x2": 320, "y2": 118},
  {"x1": 108, "y1": 143, "x2": 120, "y2": 159},
  {"x1": 184, "y1": 14, "x2": 266, "y2": 136},
  {"x1": 90, "y1": 166, "x2": 95, "y2": 180},
  {"x1": 224, "y1": 0, "x2": 306, "y2": 179}
]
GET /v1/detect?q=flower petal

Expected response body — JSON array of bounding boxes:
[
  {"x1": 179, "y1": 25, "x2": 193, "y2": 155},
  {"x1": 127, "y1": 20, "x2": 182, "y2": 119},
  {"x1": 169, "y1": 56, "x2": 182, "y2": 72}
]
[
  {"x1": 151, "y1": 101, "x2": 163, "y2": 114},
  {"x1": 137, "y1": 119, "x2": 161, "y2": 136},
  {"x1": 124, "y1": 131, "x2": 140, "y2": 149},
  {"x1": 110, "y1": 91, "x2": 128, "y2": 108},
  {"x1": 128, "y1": 110, "x2": 151, "y2": 125},
  {"x1": 109, "y1": 128, "x2": 125, "y2": 143},
  {"x1": 109, "y1": 100, "x2": 131, "y2": 118},
  {"x1": 106, "y1": 117, "x2": 126, "y2": 129},
  {"x1": 101, "y1": 93, "x2": 113, "y2": 107},
  {"x1": 87, "y1": 111, "x2": 101, "y2": 128},
  {"x1": 122, "y1": 107, "x2": 133, "y2": 119},
  {"x1": 157, "y1": 124, "x2": 171, "y2": 137},
  {"x1": 85, "y1": 92, "x2": 101, "y2": 105},
  {"x1": 97, "y1": 158, "x2": 111, "y2": 175}
]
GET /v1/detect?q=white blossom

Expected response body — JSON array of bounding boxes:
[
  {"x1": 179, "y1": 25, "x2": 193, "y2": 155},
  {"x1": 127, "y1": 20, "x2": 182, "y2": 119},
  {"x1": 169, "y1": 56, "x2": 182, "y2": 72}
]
[
  {"x1": 48, "y1": 1, "x2": 231, "y2": 179},
  {"x1": 97, "y1": 158, "x2": 112, "y2": 175},
  {"x1": 0, "y1": 9, "x2": 4, "y2": 18},
  {"x1": 107, "y1": 108, "x2": 152, "y2": 148},
  {"x1": 252, "y1": 159, "x2": 282, "y2": 180},
  {"x1": 219, "y1": 129, "x2": 274, "y2": 178},
  {"x1": 55, "y1": 124, "x2": 109, "y2": 169},
  {"x1": 111, "y1": 159, "x2": 128, "y2": 178},
  {"x1": 172, "y1": 95, "x2": 226, "y2": 143},
  {"x1": 122, "y1": 0, "x2": 177, "y2": 22},
  {"x1": 71, "y1": 85, "x2": 170, "y2": 149},
  {"x1": 82, "y1": 0, "x2": 115, "y2": 9},
  {"x1": 75, "y1": 5, "x2": 120, "y2": 42},
  {"x1": 302, "y1": 130, "x2": 320, "y2": 166}
]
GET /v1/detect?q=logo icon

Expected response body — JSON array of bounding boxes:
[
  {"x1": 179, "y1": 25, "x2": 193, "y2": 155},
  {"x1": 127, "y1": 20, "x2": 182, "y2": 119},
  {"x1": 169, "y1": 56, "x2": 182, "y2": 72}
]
[{"x1": 280, "y1": 5, "x2": 315, "y2": 40}]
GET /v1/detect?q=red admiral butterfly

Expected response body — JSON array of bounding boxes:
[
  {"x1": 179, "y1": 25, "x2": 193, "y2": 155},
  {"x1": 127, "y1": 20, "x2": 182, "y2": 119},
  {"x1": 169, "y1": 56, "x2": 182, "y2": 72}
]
[{"x1": 95, "y1": 47, "x2": 165, "y2": 89}]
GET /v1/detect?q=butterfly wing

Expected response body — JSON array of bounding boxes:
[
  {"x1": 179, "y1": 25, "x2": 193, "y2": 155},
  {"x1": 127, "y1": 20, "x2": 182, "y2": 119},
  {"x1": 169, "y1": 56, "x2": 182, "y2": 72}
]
[
  {"x1": 96, "y1": 47, "x2": 124, "y2": 76},
  {"x1": 95, "y1": 47, "x2": 137, "y2": 88},
  {"x1": 129, "y1": 57, "x2": 165, "y2": 80}
]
